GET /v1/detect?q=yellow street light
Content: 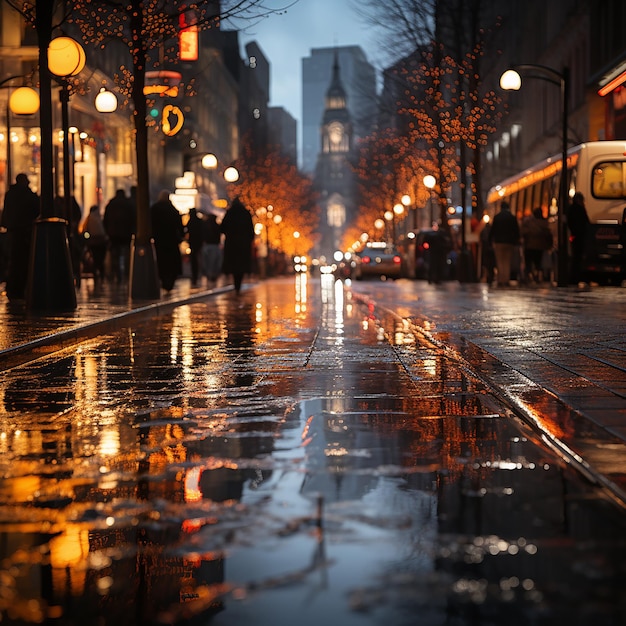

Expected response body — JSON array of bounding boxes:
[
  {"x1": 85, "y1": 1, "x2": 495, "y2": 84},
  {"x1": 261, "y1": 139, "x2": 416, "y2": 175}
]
[
  {"x1": 9, "y1": 86, "x2": 39, "y2": 114},
  {"x1": 500, "y1": 63, "x2": 569, "y2": 286},
  {"x1": 48, "y1": 36, "x2": 86, "y2": 77}
]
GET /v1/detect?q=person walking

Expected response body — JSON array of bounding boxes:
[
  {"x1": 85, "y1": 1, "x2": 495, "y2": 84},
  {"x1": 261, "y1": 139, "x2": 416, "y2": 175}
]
[
  {"x1": 566, "y1": 191, "x2": 590, "y2": 285},
  {"x1": 220, "y1": 197, "x2": 255, "y2": 293},
  {"x1": 55, "y1": 194, "x2": 83, "y2": 287},
  {"x1": 521, "y1": 207, "x2": 553, "y2": 283},
  {"x1": 489, "y1": 201, "x2": 520, "y2": 287},
  {"x1": 80, "y1": 205, "x2": 108, "y2": 282},
  {"x1": 151, "y1": 190, "x2": 184, "y2": 292},
  {"x1": 1, "y1": 173, "x2": 39, "y2": 301},
  {"x1": 103, "y1": 189, "x2": 135, "y2": 282},
  {"x1": 186, "y1": 209, "x2": 205, "y2": 286},
  {"x1": 201, "y1": 212, "x2": 222, "y2": 282}
]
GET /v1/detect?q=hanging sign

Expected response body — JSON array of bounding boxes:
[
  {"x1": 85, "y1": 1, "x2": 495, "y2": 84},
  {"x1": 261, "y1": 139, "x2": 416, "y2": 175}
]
[{"x1": 162, "y1": 104, "x2": 184, "y2": 136}]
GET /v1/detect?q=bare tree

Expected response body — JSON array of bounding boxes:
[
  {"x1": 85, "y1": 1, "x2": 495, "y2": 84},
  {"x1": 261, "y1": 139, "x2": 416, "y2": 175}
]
[{"x1": 358, "y1": 0, "x2": 503, "y2": 228}]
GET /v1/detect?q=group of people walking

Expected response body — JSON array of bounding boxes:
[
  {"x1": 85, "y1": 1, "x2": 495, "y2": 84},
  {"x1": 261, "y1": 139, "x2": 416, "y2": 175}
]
[
  {"x1": 1, "y1": 173, "x2": 257, "y2": 302},
  {"x1": 481, "y1": 193, "x2": 589, "y2": 287},
  {"x1": 147, "y1": 191, "x2": 254, "y2": 294}
]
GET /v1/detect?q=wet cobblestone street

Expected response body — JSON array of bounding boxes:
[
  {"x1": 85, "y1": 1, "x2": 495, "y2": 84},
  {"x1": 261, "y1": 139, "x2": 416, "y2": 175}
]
[{"x1": 1, "y1": 275, "x2": 626, "y2": 625}]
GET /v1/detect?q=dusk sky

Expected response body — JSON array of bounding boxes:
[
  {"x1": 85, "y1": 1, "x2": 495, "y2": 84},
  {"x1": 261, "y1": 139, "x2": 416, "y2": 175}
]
[{"x1": 236, "y1": 0, "x2": 384, "y2": 123}]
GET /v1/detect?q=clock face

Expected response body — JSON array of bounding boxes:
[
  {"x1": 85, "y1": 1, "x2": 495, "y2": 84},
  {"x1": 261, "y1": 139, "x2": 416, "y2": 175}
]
[{"x1": 329, "y1": 122, "x2": 344, "y2": 145}]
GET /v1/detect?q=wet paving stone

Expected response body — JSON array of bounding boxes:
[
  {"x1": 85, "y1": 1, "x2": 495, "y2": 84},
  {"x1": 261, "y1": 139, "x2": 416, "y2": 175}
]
[{"x1": 1, "y1": 276, "x2": 626, "y2": 625}]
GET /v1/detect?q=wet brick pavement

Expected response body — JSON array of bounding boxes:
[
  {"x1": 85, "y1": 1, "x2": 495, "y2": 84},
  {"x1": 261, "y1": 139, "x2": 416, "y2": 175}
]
[
  {"x1": 1, "y1": 274, "x2": 626, "y2": 625},
  {"x1": 2, "y1": 275, "x2": 626, "y2": 504}
]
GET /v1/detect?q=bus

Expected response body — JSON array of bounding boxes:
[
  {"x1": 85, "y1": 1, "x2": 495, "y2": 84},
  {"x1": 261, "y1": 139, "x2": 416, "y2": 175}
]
[{"x1": 486, "y1": 141, "x2": 626, "y2": 283}]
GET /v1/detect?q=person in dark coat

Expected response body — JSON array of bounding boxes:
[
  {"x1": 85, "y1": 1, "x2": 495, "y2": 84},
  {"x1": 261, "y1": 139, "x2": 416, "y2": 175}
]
[
  {"x1": 521, "y1": 207, "x2": 553, "y2": 283},
  {"x1": 489, "y1": 201, "x2": 520, "y2": 287},
  {"x1": 1, "y1": 173, "x2": 39, "y2": 301},
  {"x1": 220, "y1": 197, "x2": 255, "y2": 293},
  {"x1": 80, "y1": 205, "x2": 108, "y2": 282},
  {"x1": 566, "y1": 191, "x2": 590, "y2": 285},
  {"x1": 151, "y1": 190, "x2": 184, "y2": 292},
  {"x1": 426, "y1": 224, "x2": 450, "y2": 284},
  {"x1": 186, "y1": 208, "x2": 204, "y2": 286},
  {"x1": 202, "y1": 212, "x2": 223, "y2": 282},
  {"x1": 103, "y1": 189, "x2": 135, "y2": 282},
  {"x1": 54, "y1": 194, "x2": 83, "y2": 287}
]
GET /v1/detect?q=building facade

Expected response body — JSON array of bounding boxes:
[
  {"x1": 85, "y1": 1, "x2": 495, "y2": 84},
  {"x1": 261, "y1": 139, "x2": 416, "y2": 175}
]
[
  {"x1": 313, "y1": 53, "x2": 356, "y2": 258},
  {"x1": 301, "y1": 45, "x2": 377, "y2": 174}
]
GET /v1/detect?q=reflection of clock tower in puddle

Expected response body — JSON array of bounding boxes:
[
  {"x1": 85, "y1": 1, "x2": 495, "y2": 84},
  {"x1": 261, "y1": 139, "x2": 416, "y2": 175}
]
[{"x1": 314, "y1": 52, "x2": 355, "y2": 258}]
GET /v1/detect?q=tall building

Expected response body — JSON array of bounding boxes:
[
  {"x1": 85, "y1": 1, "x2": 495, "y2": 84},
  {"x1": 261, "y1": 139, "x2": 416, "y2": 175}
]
[
  {"x1": 301, "y1": 46, "x2": 377, "y2": 173},
  {"x1": 313, "y1": 53, "x2": 355, "y2": 258},
  {"x1": 268, "y1": 107, "x2": 297, "y2": 163}
]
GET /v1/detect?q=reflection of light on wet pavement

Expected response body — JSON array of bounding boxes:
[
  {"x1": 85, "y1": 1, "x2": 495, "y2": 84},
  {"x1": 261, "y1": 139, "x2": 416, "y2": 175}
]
[{"x1": 1, "y1": 277, "x2": 626, "y2": 624}]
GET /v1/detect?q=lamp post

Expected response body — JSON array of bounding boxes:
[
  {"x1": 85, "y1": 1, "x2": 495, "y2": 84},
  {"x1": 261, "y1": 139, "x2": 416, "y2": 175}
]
[
  {"x1": 393, "y1": 202, "x2": 404, "y2": 245},
  {"x1": 384, "y1": 210, "x2": 394, "y2": 245},
  {"x1": 500, "y1": 64, "x2": 569, "y2": 287},
  {"x1": 49, "y1": 37, "x2": 86, "y2": 218},
  {"x1": 94, "y1": 87, "x2": 117, "y2": 212},
  {"x1": 26, "y1": 34, "x2": 85, "y2": 312},
  {"x1": 401, "y1": 194, "x2": 414, "y2": 231},
  {"x1": 423, "y1": 175, "x2": 436, "y2": 227},
  {"x1": 1, "y1": 80, "x2": 40, "y2": 189}
]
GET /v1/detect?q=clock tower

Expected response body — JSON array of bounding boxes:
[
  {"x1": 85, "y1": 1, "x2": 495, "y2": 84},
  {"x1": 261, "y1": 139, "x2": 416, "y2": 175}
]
[{"x1": 314, "y1": 52, "x2": 355, "y2": 258}]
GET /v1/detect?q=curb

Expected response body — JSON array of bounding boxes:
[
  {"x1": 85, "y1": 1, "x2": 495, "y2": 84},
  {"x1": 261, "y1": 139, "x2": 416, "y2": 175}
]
[{"x1": 0, "y1": 284, "x2": 233, "y2": 370}]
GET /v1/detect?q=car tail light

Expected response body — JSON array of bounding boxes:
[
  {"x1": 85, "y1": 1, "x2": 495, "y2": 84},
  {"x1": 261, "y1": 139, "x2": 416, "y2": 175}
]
[
  {"x1": 393, "y1": 255, "x2": 401, "y2": 264},
  {"x1": 362, "y1": 256, "x2": 371, "y2": 264}
]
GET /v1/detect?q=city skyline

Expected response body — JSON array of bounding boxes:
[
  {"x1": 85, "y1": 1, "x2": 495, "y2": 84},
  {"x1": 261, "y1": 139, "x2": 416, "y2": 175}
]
[{"x1": 239, "y1": 0, "x2": 383, "y2": 124}]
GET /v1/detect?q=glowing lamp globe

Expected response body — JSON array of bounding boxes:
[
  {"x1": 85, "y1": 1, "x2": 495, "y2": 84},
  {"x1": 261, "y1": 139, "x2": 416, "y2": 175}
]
[
  {"x1": 95, "y1": 88, "x2": 118, "y2": 113},
  {"x1": 500, "y1": 69, "x2": 522, "y2": 91},
  {"x1": 423, "y1": 175, "x2": 436, "y2": 190},
  {"x1": 201, "y1": 153, "x2": 218, "y2": 170},
  {"x1": 48, "y1": 37, "x2": 86, "y2": 77},
  {"x1": 224, "y1": 166, "x2": 239, "y2": 183},
  {"x1": 9, "y1": 87, "x2": 39, "y2": 115}
]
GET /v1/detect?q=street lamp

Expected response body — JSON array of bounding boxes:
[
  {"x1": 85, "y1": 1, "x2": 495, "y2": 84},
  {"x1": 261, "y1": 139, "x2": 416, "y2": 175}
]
[
  {"x1": 2, "y1": 81, "x2": 39, "y2": 188},
  {"x1": 26, "y1": 35, "x2": 85, "y2": 312},
  {"x1": 393, "y1": 202, "x2": 404, "y2": 245},
  {"x1": 500, "y1": 64, "x2": 569, "y2": 287},
  {"x1": 423, "y1": 175, "x2": 436, "y2": 227},
  {"x1": 384, "y1": 210, "x2": 394, "y2": 245},
  {"x1": 94, "y1": 87, "x2": 118, "y2": 211},
  {"x1": 401, "y1": 194, "x2": 414, "y2": 231},
  {"x1": 224, "y1": 166, "x2": 239, "y2": 183}
]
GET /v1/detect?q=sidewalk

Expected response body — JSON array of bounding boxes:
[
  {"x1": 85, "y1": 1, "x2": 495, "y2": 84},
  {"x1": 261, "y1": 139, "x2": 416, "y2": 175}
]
[
  {"x1": 0, "y1": 276, "x2": 232, "y2": 368},
  {"x1": 349, "y1": 278, "x2": 626, "y2": 504}
]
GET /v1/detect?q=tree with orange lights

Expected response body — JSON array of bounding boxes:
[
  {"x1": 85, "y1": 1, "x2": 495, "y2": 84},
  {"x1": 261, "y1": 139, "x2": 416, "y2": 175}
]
[
  {"x1": 360, "y1": 0, "x2": 503, "y2": 218},
  {"x1": 227, "y1": 135, "x2": 320, "y2": 258}
]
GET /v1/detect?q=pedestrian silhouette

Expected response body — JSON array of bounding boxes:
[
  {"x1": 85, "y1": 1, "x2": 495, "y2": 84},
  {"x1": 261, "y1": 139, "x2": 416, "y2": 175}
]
[
  {"x1": 1, "y1": 173, "x2": 39, "y2": 301},
  {"x1": 80, "y1": 205, "x2": 108, "y2": 282},
  {"x1": 186, "y1": 209, "x2": 204, "y2": 286},
  {"x1": 521, "y1": 207, "x2": 553, "y2": 283},
  {"x1": 201, "y1": 212, "x2": 222, "y2": 282},
  {"x1": 151, "y1": 190, "x2": 184, "y2": 292},
  {"x1": 489, "y1": 201, "x2": 520, "y2": 287},
  {"x1": 566, "y1": 191, "x2": 590, "y2": 285},
  {"x1": 103, "y1": 189, "x2": 135, "y2": 282},
  {"x1": 220, "y1": 197, "x2": 255, "y2": 293},
  {"x1": 55, "y1": 194, "x2": 83, "y2": 287}
]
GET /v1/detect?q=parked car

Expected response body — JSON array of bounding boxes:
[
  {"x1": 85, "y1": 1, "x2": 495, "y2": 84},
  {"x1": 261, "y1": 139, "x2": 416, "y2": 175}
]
[{"x1": 353, "y1": 242, "x2": 403, "y2": 280}]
